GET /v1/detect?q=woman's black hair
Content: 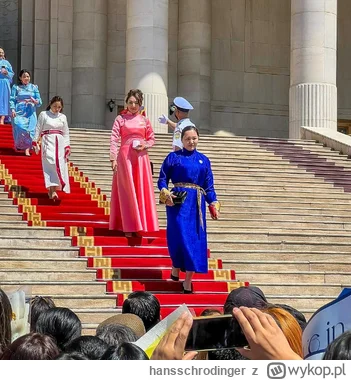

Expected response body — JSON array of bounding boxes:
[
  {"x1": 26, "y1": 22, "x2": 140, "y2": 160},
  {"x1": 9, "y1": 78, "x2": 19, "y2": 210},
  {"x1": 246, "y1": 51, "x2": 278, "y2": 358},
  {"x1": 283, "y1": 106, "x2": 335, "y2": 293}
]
[
  {"x1": 30, "y1": 296, "x2": 56, "y2": 332},
  {"x1": 0, "y1": 333, "x2": 60, "y2": 360},
  {"x1": 323, "y1": 331, "x2": 351, "y2": 360},
  {"x1": 35, "y1": 307, "x2": 82, "y2": 351},
  {"x1": 100, "y1": 342, "x2": 149, "y2": 360},
  {"x1": 0, "y1": 289, "x2": 12, "y2": 357},
  {"x1": 64, "y1": 336, "x2": 109, "y2": 360},
  {"x1": 46, "y1": 96, "x2": 64, "y2": 112},
  {"x1": 56, "y1": 351, "x2": 89, "y2": 360},
  {"x1": 181, "y1": 125, "x2": 199, "y2": 140},
  {"x1": 18, "y1": 69, "x2": 31, "y2": 85},
  {"x1": 96, "y1": 323, "x2": 138, "y2": 347}
]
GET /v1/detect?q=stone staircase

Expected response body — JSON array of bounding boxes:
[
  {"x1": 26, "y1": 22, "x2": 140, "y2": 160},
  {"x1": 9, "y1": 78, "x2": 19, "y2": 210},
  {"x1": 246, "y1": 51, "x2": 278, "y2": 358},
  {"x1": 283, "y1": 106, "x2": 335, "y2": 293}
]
[
  {"x1": 2, "y1": 125, "x2": 351, "y2": 331},
  {"x1": 68, "y1": 130, "x2": 351, "y2": 317}
]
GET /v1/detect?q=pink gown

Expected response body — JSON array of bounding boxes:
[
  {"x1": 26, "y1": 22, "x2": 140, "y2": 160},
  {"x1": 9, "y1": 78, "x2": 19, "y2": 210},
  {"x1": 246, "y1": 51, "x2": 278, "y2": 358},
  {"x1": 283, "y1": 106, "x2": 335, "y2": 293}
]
[{"x1": 109, "y1": 112, "x2": 159, "y2": 232}]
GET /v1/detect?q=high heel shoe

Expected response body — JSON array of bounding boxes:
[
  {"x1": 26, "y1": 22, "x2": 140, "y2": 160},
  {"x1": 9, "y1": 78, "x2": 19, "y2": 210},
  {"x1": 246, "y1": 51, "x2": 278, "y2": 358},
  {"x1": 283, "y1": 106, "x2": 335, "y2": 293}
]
[
  {"x1": 170, "y1": 274, "x2": 179, "y2": 281},
  {"x1": 125, "y1": 232, "x2": 133, "y2": 238},
  {"x1": 182, "y1": 283, "x2": 193, "y2": 294},
  {"x1": 52, "y1": 192, "x2": 59, "y2": 201}
]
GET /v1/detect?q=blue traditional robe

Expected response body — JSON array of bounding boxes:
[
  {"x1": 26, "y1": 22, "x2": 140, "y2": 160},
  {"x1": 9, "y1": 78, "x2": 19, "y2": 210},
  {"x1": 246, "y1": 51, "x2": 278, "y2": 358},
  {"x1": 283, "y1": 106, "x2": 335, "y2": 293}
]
[
  {"x1": 158, "y1": 149, "x2": 218, "y2": 273},
  {"x1": 10, "y1": 83, "x2": 42, "y2": 150},
  {"x1": 0, "y1": 59, "x2": 14, "y2": 117}
]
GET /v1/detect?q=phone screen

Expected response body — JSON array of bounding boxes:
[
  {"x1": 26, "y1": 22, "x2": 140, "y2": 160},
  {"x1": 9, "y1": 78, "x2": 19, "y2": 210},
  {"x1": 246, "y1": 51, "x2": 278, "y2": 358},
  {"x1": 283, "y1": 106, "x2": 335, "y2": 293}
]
[{"x1": 185, "y1": 315, "x2": 248, "y2": 352}]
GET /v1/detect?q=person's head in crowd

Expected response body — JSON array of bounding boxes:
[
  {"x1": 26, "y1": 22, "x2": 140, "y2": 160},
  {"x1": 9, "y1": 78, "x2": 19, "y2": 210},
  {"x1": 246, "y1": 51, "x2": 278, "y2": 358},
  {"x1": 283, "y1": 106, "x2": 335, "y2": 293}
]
[
  {"x1": 46, "y1": 95, "x2": 64, "y2": 115},
  {"x1": 56, "y1": 351, "x2": 89, "y2": 360},
  {"x1": 18, "y1": 69, "x2": 31, "y2": 86},
  {"x1": 64, "y1": 336, "x2": 109, "y2": 360},
  {"x1": 200, "y1": 309, "x2": 222, "y2": 317},
  {"x1": 96, "y1": 324, "x2": 138, "y2": 347},
  {"x1": 101, "y1": 342, "x2": 149, "y2": 360},
  {"x1": 125, "y1": 89, "x2": 143, "y2": 115},
  {"x1": 35, "y1": 307, "x2": 81, "y2": 351},
  {"x1": 0, "y1": 333, "x2": 59, "y2": 360},
  {"x1": 30, "y1": 296, "x2": 56, "y2": 332},
  {"x1": 223, "y1": 286, "x2": 268, "y2": 315},
  {"x1": 170, "y1": 97, "x2": 193, "y2": 121},
  {"x1": 274, "y1": 303, "x2": 307, "y2": 331},
  {"x1": 323, "y1": 331, "x2": 351, "y2": 360},
  {"x1": 262, "y1": 305, "x2": 303, "y2": 358},
  {"x1": 208, "y1": 348, "x2": 248, "y2": 360},
  {"x1": 97, "y1": 313, "x2": 145, "y2": 339},
  {"x1": 122, "y1": 292, "x2": 160, "y2": 331},
  {"x1": 0, "y1": 289, "x2": 12, "y2": 357}
]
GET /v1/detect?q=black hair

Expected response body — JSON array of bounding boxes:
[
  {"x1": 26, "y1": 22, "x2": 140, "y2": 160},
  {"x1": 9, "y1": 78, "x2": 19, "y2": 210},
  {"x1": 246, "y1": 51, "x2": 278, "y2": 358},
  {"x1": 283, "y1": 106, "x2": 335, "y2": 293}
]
[
  {"x1": 18, "y1": 69, "x2": 31, "y2": 85},
  {"x1": 46, "y1": 96, "x2": 64, "y2": 112},
  {"x1": 0, "y1": 289, "x2": 12, "y2": 357},
  {"x1": 122, "y1": 291, "x2": 160, "y2": 331},
  {"x1": 181, "y1": 125, "x2": 199, "y2": 140},
  {"x1": 101, "y1": 342, "x2": 149, "y2": 360},
  {"x1": 323, "y1": 331, "x2": 351, "y2": 360},
  {"x1": 30, "y1": 296, "x2": 56, "y2": 332},
  {"x1": 96, "y1": 323, "x2": 138, "y2": 347},
  {"x1": 56, "y1": 351, "x2": 89, "y2": 360},
  {"x1": 35, "y1": 307, "x2": 82, "y2": 351},
  {"x1": 0, "y1": 333, "x2": 60, "y2": 360},
  {"x1": 64, "y1": 336, "x2": 109, "y2": 360}
]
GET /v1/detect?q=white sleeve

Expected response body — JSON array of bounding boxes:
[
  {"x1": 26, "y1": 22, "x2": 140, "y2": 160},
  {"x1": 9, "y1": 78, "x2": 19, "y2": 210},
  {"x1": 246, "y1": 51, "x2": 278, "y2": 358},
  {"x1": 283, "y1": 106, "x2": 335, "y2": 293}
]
[{"x1": 62, "y1": 115, "x2": 70, "y2": 147}]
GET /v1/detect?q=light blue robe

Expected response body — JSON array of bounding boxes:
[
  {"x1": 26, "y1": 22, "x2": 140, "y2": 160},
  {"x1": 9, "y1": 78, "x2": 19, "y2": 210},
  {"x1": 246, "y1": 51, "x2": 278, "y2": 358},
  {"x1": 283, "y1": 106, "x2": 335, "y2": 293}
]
[
  {"x1": 158, "y1": 149, "x2": 218, "y2": 273},
  {"x1": 0, "y1": 59, "x2": 14, "y2": 117},
  {"x1": 9, "y1": 83, "x2": 42, "y2": 150}
]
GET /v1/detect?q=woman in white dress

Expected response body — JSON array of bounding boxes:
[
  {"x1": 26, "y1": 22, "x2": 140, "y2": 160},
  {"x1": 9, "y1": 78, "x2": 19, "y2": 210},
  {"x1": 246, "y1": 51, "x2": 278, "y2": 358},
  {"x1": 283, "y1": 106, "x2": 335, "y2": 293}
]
[{"x1": 33, "y1": 96, "x2": 71, "y2": 200}]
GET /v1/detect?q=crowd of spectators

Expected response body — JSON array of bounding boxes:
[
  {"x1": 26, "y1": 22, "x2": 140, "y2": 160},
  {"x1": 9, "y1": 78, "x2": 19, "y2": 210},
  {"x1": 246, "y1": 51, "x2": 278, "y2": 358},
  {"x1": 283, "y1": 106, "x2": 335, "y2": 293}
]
[{"x1": 0, "y1": 286, "x2": 349, "y2": 360}]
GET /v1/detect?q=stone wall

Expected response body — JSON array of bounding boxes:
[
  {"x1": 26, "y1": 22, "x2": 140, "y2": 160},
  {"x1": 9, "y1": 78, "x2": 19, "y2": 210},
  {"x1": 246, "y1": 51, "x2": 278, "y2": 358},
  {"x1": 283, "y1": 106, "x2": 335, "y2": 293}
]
[
  {"x1": 0, "y1": 0, "x2": 19, "y2": 77},
  {"x1": 211, "y1": 0, "x2": 290, "y2": 137}
]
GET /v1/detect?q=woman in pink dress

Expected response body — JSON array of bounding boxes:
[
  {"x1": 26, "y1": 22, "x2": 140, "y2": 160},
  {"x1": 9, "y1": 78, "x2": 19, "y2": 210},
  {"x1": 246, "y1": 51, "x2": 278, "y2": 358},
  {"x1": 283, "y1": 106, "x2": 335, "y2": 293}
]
[{"x1": 109, "y1": 89, "x2": 159, "y2": 236}]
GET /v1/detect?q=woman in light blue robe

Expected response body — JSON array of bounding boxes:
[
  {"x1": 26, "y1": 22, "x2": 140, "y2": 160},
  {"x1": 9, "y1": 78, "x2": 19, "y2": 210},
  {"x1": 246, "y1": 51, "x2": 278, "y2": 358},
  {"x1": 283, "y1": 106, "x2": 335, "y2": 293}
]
[
  {"x1": 10, "y1": 69, "x2": 42, "y2": 155},
  {"x1": 0, "y1": 47, "x2": 14, "y2": 124},
  {"x1": 158, "y1": 125, "x2": 220, "y2": 293}
]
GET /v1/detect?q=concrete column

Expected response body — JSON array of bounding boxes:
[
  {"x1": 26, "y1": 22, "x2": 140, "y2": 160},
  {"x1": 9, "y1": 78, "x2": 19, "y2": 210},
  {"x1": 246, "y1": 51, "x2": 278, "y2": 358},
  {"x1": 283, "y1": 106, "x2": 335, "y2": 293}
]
[
  {"x1": 178, "y1": 0, "x2": 211, "y2": 133},
  {"x1": 72, "y1": 0, "x2": 107, "y2": 129},
  {"x1": 126, "y1": 0, "x2": 168, "y2": 133},
  {"x1": 289, "y1": 0, "x2": 337, "y2": 138}
]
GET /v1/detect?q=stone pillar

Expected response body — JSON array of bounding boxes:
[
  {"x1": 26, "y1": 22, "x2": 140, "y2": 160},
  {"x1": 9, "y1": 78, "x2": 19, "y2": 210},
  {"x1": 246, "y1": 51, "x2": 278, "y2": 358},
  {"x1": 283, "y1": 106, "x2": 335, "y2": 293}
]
[
  {"x1": 289, "y1": 0, "x2": 337, "y2": 138},
  {"x1": 178, "y1": 0, "x2": 211, "y2": 133},
  {"x1": 72, "y1": 0, "x2": 107, "y2": 129},
  {"x1": 125, "y1": 0, "x2": 168, "y2": 133}
]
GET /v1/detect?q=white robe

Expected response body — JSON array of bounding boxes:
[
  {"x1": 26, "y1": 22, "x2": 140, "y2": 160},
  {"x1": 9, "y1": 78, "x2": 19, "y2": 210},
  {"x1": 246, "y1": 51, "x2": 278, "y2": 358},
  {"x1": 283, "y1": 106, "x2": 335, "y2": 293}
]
[{"x1": 34, "y1": 110, "x2": 71, "y2": 193}]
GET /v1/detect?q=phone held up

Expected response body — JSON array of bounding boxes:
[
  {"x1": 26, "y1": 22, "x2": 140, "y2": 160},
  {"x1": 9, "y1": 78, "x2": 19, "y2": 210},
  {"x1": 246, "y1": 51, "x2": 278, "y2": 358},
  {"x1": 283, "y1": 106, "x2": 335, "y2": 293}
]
[{"x1": 185, "y1": 314, "x2": 248, "y2": 352}]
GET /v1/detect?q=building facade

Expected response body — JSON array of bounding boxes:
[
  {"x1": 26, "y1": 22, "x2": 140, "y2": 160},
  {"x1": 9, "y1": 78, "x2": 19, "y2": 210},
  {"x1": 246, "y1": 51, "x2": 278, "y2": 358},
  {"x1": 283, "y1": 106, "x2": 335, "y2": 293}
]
[{"x1": 0, "y1": 0, "x2": 349, "y2": 138}]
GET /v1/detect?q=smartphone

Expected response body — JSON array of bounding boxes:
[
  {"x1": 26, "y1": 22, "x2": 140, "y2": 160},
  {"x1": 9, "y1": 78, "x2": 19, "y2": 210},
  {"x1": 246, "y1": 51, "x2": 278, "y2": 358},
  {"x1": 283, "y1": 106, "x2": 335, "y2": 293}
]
[{"x1": 185, "y1": 314, "x2": 248, "y2": 352}]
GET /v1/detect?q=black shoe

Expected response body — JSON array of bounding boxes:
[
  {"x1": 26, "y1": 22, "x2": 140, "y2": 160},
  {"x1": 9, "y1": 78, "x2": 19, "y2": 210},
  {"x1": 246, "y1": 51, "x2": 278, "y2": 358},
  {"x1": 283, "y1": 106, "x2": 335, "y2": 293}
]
[
  {"x1": 170, "y1": 274, "x2": 179, "y2": 281},
  {"x1": 182, "y1": 283, "x2": 193, "y2": 294}
]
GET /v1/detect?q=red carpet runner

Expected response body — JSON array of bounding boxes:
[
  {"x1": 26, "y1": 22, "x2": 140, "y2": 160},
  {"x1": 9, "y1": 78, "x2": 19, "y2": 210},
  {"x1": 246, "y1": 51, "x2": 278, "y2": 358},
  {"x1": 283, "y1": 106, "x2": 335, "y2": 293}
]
[{"x1": 0, "y1": 123, "x2": 248, "y2": 318}]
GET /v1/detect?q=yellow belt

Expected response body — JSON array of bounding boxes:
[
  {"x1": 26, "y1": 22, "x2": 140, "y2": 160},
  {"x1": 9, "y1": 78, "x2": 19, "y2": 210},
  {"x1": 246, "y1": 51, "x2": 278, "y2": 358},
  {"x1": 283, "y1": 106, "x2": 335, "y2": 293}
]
[{"x1": 173, "y1": 182, "x2": 206, "y2": 230}]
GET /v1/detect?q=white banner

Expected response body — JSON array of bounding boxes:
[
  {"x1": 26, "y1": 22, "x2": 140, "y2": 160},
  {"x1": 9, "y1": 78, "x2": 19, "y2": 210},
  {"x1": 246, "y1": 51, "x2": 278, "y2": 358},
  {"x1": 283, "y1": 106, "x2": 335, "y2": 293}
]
[{"x1": 303, "y1": 288, "x2": 351, "y2": 360}]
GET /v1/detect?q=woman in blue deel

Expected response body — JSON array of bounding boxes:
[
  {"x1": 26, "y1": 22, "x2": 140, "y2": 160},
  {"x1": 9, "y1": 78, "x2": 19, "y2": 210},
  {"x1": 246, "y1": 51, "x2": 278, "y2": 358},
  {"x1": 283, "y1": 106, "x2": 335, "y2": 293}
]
[
  {"x1": 158, "y1": 125, "x2": 220, "y2": 294},
  {"x1": 0, "y1": 47, "x2": 14, "y2": 125},
  {"x1": 10, "y1": 69, "x2": 42, "y2": 156}
]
